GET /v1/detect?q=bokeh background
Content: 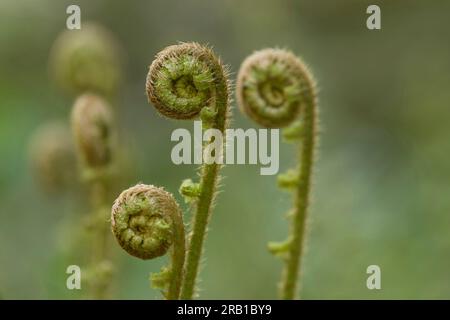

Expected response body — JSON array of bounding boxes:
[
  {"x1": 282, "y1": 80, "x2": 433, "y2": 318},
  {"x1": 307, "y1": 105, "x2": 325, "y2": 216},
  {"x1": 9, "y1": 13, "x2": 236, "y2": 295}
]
[{"x1": 1, "y1": 0, "x2": 450, "y2": 299}]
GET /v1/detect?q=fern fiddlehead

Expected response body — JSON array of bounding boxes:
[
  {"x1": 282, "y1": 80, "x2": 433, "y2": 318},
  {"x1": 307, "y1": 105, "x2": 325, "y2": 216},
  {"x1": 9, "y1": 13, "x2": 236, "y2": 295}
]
[
  {"x1": 50, "y1": 22, "x2": 121, "y2": 97},
  {"x1": 146, "y1": 42, "x2": 231, "y2": 299},
  {"x1": 29, "y1": 121, "x2": 76, "y2": 194},
  {"x1": 71, "y1": 93, "x2": 116, "y2": 298},
  {"x1": 48, "y1": 22, "x2": 122, "y2": 299},
  {"x1": 111, "y1": 184, "x2": 185, "y2": 300},
  {"x1": 236, "y1": 49, "x2": 318, "y2": 299},
  {"x1": 71, "y1": 94, "x2": 114, "y2": 173}
]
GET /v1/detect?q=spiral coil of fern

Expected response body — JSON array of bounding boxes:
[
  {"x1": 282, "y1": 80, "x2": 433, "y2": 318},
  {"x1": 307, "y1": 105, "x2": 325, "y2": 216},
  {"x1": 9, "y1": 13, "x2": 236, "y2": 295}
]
[
  {"x1": 146, "y1": 42, "x2": 230, "y2": 299},
  {"x1": 111, "y1": 184, "x2": 185, "y2": 300},
  {"x1": 49, "y1": 22, "x2": 121, "y2": 97},
  {"x1": 48, "y1": 21, "x2": 122, "y2": 299},
  {"x1": 71, "y1": 93, "x2": 116, "y2": 298},
  {"x1": 29, "y1": 121, "x2": 76, "y2": 194},
  {"x1": 236, "y1": 48, "x2": 318, "y2": 300},
  {"x1": 71, "y1": 94, "x2": 114, "y2": 173}
]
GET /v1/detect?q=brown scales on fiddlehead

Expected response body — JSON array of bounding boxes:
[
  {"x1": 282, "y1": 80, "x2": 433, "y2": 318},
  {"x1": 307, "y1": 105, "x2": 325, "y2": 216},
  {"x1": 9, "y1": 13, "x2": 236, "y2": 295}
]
[
  {"x1": 146, "y1": 42, "x2": 231, "y2": 299},
  {"x1": 237, "y1": 48, "x2": 318, "y2": 300},
  {"x1": 111, "y1": 184, "x2": 185, "y2": 300}
]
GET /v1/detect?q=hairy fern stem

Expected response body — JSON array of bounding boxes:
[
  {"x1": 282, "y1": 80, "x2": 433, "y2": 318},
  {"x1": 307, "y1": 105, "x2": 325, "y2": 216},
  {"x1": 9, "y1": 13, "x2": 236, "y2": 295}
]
[
  {"x1": 146, "y1": 43, "x2": 231, "y2": 299},
  {"x1": 237, "y1": 49, "x2": 318, "y2": 299}
]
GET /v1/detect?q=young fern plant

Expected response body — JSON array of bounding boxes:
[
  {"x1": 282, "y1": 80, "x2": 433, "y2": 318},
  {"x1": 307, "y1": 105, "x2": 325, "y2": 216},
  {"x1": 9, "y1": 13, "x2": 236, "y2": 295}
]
[
  {"x1": 50, "y1": 22, "x2": 121, "y2": 98},
  {"x1": 49, "y1": 22, "x2": 122, "y2": 299},
  {"x1": 71, "y1": 93, "x2": 116, "y2": 298},
  {"x1": 29, "y1": 121, "x2": 76, "y2": 194},
  {"x1": 146, "y1": 42, "x2": 231, "y2": 299},
  {"x1": 111, "y1": 184, "x2": 185, "y2": 300},
  {"x1": 236, "y1": 49, "x2": 318, "y2": 300}
]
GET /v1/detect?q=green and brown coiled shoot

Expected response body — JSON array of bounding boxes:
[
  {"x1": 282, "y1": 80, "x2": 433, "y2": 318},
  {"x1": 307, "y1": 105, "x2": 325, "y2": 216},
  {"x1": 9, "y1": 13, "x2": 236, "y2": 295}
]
[
  {"x1": 110, "y1": 42, "x2": 231, "y2": 300},
  {"x1": 50, "y1": 22, "x2": 122, "y2": 299},
  {"x1": 236, "y1": 49, "x2": 318, "y2": 300},
  {"x1": 147, "y1": 42, "x2": 231, "y2": 300},
  {"x1": 111, "y1": 184, "x2": 185, "y2": 300},
  {"x1": 71, "y1": 93, "x2": 116, "y2": 298}
]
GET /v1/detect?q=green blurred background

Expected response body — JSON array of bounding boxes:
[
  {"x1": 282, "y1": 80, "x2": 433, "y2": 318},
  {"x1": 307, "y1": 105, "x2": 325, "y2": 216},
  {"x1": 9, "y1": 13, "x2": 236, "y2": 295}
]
[{"x1": 1, "y1": 0, "x2": 450, "y2": 299}]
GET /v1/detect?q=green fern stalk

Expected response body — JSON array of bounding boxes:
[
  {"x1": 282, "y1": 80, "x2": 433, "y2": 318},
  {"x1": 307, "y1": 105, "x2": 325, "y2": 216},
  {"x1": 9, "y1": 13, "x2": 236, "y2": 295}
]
[
  {"x1": 146, "y1": 42, "x2": 231, "y2": 299},
  {"x1": 236, "y1": 48, "x2": 318, "y2": 299},
  {"x1": 71, "y1": 93, "x2": 116, "y2": 299}
]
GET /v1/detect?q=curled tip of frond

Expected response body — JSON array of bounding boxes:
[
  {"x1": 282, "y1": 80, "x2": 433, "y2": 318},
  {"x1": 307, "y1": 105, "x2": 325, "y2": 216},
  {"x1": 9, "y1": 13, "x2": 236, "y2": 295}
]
[
  {"x1": 71, "y1": 93, "x2": 114, "y2": 170},
  {"x1": 146, "y1": 42, "x2": 230, "y2": 121},
  {"x1": 49, "y1": 22, "x2": 122, "y2": 96},
  {"x1": 29, "y1": 121, "x2": 76, "y2": 192},
  {"x1": 111, "y1": 184, "x2": 182, "y2": 260},
  {"x1": 236, "y1": 48, "x2": 316, "y2": 128}
]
